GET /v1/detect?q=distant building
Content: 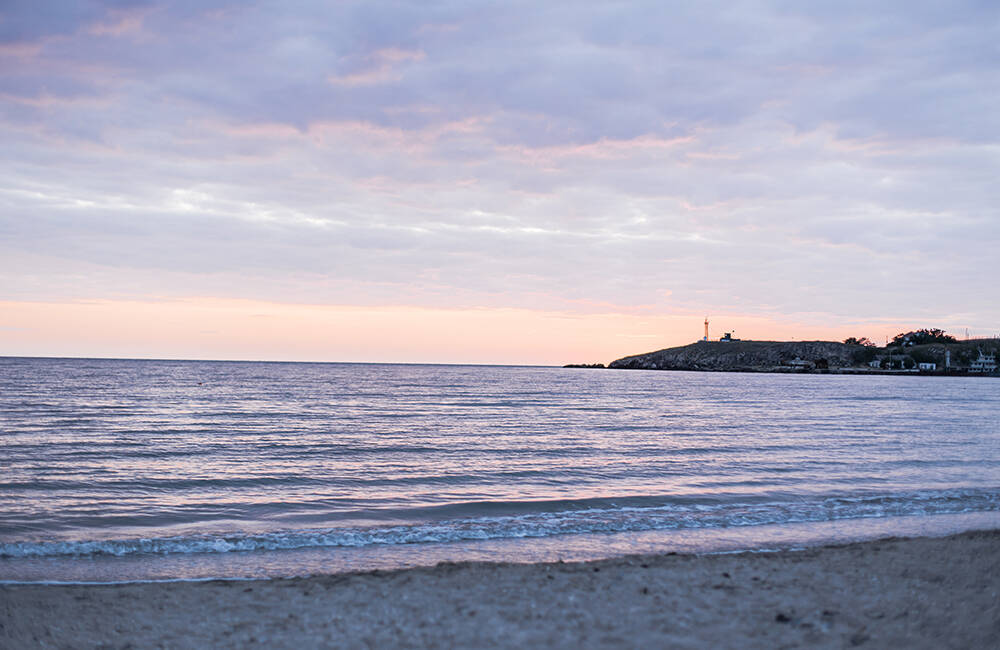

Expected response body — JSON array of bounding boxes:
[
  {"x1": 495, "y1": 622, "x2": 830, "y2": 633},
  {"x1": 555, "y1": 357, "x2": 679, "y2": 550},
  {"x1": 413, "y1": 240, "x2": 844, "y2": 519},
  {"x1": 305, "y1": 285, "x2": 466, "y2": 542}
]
[
  {"x1": 918, "y1": 362, "x2": 937, "y2": 371},
  {"x1": 970, "y1": 351, "x2": 997, "y2": 373},
  {"x1": 868, "y1": 359, "x2": 882, "y2": 369},
  {"x1": 719, "y1": 332, "x2": 740, "y2": 342},
  {"x1": 785, "y1": 357, "x2": 811, "y2": 368}
]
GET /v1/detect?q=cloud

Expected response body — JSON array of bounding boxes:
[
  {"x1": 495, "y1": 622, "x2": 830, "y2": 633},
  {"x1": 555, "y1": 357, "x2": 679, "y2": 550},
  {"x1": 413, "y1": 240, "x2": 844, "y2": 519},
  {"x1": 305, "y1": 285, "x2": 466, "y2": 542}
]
[{"x1": 1, "y1": 0, "x2": 997, "y2": 341}]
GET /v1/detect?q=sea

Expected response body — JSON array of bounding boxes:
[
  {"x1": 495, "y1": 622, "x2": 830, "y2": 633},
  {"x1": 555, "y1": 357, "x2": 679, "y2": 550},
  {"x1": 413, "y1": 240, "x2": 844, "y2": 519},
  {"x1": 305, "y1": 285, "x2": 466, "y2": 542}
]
[{"x1": 1, "y1": 357, "x2": 998, "y2": 584}]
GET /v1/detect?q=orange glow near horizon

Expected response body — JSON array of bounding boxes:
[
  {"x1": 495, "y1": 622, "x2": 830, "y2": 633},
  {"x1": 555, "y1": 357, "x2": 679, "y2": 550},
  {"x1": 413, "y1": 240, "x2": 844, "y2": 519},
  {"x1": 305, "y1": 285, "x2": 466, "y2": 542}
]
[{"x1": 0, "y1": 299, "x2": 911, "y2": 366}]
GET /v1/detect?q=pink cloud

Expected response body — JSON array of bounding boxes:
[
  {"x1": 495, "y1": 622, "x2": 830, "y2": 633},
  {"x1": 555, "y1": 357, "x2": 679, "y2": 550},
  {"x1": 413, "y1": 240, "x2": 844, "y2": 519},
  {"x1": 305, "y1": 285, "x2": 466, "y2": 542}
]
[
  {"x1": 0, "y1": 298, "x2": 911, "y2": 365},
  {"x1": 86, "y1": 8, "x2": 151, "y2": 38},
  {"x1": 327, "y1": 48, "x2": 426, "y2": 87},
  {"x1": 0, "y1": 42, "x2": 43, "y2": 58},
  {"x1": 497, "y1": 134, "x2": 697, "y2": 168}
]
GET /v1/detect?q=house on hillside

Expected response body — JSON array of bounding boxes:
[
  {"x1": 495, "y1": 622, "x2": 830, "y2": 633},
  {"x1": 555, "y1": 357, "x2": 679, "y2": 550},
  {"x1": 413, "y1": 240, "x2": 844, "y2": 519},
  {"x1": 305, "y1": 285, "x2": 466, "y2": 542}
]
[
  {"x1": 918, "y1": 362, "x2": 937, "y2": 371},
  {"x1": 969, "y1": 351, "x2": 997, "y2": 373}
]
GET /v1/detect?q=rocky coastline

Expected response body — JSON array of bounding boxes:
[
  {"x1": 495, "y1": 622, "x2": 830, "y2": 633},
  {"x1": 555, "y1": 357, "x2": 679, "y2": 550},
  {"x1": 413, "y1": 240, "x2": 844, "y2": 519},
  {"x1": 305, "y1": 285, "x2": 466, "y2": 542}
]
[
  {"x1": 595, "y1": 339, "x2": 999, "y2": 375},
  {"x1": 608, "y1": 340, "x2": 856, "y2": 372}
]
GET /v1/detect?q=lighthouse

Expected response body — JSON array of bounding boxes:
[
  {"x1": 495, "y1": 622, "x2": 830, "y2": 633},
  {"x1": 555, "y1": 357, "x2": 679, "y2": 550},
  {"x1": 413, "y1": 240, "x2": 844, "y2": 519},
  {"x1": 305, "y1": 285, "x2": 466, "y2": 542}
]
[{"x1": 703, "y1": 317, "x2": 709, "y2": 342}]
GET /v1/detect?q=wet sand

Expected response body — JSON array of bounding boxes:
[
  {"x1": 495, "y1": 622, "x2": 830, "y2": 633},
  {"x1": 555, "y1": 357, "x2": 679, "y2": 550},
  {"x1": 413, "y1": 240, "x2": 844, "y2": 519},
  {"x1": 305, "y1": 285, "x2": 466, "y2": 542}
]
[{"x1": 2, "y1": 529, "x2": 998, "y2": 648}]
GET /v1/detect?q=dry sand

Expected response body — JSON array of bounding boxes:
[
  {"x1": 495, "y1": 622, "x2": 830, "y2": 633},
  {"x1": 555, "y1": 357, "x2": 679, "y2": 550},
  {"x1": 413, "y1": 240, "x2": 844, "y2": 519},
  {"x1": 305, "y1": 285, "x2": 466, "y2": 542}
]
[{"x1": 2, "y1": 530, "x2": 998, "y2": 648}]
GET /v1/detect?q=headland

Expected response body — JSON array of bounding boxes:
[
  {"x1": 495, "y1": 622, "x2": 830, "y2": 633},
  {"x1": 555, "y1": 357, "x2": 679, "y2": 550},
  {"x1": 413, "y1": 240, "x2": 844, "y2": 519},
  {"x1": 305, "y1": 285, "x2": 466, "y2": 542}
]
[{"x1": 601, "y1": 338, "x2": 999, "y2": 375}]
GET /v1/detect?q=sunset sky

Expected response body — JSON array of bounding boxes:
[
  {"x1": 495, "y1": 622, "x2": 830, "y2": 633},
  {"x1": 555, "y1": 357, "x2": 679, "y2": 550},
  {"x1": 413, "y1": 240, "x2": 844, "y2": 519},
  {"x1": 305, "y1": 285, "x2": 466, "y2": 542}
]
[{"x1": 2, "y1": 1, "x2": 998, "y2": 364}]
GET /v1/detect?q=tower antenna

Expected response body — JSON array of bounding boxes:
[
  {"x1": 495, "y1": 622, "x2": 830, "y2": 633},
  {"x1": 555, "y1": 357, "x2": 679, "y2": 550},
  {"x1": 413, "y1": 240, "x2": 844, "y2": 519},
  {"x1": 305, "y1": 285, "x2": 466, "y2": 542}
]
[{"x1": 704, "y1": 316, "x2": 709, "y2": 342}]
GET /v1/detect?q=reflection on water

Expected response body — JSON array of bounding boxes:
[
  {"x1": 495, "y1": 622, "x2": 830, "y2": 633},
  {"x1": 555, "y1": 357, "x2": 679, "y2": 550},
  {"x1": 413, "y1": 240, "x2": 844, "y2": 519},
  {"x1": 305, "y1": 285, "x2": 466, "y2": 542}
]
[{"x1": 1, "y1": 357, "x2": 998, "y2": 580}]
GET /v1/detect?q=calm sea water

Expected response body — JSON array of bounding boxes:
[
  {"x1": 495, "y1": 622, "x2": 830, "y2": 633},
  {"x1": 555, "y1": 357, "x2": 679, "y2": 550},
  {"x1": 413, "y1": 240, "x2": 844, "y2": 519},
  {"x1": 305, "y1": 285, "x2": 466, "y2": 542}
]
[{"x1": 1, "y1": 357, "x2": 998, "y2": 583}]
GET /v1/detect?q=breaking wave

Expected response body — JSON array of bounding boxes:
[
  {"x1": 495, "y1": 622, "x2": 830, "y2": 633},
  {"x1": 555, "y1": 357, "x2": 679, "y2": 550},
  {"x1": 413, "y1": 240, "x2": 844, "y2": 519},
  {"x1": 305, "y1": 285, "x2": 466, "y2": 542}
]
[{"x1": 4, "y1": 488, "x2": 997, "y2": 559}]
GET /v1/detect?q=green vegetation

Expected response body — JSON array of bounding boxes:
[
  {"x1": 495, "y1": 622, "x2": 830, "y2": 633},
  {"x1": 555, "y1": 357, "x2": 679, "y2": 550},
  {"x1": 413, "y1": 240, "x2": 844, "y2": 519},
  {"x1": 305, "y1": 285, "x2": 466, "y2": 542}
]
[
  {"x1": 850, "y1": 346, "x2": 878, "y2": 365},
  {"x1": 908, "y1": 348, "x2": 937, "y2": 365},
  {"x1": 840, "y1": 328, "x2": 998, "y2": 372},
  {"x1": 890, "y1": 328, "x2": 957, "y2": 346}
]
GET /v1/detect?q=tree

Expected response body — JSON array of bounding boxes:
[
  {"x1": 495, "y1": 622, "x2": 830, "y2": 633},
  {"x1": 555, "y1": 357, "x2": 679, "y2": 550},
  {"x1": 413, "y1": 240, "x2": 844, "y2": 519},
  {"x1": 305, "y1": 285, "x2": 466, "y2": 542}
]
[
  {"x1": 891, "y1": 329, "x2": 957, "y2": 347},
  {"x1": 844, "y1": 336, "x2": 875, "y2": 346},
  {"x1": 851, "y1": 346, "x2": 878, "y2": 365}
]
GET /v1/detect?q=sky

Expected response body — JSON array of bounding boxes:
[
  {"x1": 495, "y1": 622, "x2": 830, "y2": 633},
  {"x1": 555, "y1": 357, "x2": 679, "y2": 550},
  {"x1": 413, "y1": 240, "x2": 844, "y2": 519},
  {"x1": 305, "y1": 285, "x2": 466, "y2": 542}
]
[{"x1": 1, "y1": 1, "x2": 998, "y2": 364}]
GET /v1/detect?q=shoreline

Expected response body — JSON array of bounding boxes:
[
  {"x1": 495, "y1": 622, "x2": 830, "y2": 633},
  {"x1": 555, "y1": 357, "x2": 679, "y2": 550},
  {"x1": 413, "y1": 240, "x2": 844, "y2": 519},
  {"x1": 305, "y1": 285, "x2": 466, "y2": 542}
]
[
  {"x1": 572, "y1": 365, "x2": 999, "y2": 377},
  {"x1": 5, "y1": 510, "x2": 997, "y2": 585},
  {"x1": 3, "y1": 529, "x2": 998, "y2": 648},
  {"x1": 605, "y1": 338, "x2": 1000, "y2": 376}
]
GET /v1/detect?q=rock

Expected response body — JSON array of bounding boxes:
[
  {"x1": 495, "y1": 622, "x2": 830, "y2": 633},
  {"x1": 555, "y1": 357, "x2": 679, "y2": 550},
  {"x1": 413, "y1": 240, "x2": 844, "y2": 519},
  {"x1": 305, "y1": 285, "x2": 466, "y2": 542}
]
[{"x1": 609, "y1": 340, "x2": 859, "y2": 372}]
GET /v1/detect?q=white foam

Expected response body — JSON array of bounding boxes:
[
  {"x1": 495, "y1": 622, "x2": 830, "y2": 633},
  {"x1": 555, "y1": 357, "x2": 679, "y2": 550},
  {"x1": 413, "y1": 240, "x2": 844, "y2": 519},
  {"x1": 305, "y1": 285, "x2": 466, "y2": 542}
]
[{"x1": 3, "y1": 488, "x2": 997, "y2": 560}]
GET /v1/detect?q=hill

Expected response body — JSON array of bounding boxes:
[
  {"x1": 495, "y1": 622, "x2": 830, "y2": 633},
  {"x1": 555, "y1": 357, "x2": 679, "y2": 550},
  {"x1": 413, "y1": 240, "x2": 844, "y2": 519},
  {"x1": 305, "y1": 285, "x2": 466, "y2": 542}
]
[
  {"x1": 608, "y1": 340, "x2": 859, "y2": 371},
  {"x1": 884, "y1": 339, "x2": 998, "y2": 369},
  {"x1": 607, "y1": 338, "x2": 1000, "y2": 373}
]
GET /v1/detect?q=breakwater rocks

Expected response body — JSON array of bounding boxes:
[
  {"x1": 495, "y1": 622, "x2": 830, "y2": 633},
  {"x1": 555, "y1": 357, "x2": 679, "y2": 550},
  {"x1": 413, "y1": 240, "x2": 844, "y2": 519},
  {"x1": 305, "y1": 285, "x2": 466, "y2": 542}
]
[{"x1": 609, "y1": 340, "x2": 859, "y2": 372}]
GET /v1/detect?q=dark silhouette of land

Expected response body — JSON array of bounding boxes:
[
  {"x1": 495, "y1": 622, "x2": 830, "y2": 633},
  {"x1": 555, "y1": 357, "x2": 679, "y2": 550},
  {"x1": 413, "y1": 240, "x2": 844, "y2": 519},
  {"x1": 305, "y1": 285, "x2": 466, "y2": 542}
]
[{"x1": 567, "y1": 337, "x2": 999, "y2": 375}]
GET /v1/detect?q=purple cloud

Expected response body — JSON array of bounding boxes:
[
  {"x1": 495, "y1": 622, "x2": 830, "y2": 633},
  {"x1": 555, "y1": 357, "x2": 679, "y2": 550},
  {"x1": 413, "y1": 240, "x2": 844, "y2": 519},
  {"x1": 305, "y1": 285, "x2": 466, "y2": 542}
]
[{"x1": 0, "y1": 0, "x2": 997, "y2": 332}]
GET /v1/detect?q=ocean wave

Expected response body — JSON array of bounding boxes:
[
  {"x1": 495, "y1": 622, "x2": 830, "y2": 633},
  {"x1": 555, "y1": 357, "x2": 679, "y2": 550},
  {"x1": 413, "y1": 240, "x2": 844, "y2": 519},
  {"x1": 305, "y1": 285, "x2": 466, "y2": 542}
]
[{"x1": 3, "y1": 488, "x2": 998, "y2": 559}]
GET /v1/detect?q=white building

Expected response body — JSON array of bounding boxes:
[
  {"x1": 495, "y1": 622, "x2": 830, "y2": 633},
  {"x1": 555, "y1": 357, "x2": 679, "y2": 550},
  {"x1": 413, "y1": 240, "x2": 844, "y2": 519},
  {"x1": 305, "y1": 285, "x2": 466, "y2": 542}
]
[
  {"x1": 918, "y1": 362, "x2": 936, "y2": 371},
  {"x1": 970, "y1": 351, "x2": 997, "y2": 373}
]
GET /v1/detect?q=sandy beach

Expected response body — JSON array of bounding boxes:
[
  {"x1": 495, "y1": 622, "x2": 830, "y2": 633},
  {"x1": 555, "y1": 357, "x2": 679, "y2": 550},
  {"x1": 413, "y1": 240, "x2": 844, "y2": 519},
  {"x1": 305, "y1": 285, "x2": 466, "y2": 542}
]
[{"x1": 2, "y1": 529, "x2": 998, "y2": 648}]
